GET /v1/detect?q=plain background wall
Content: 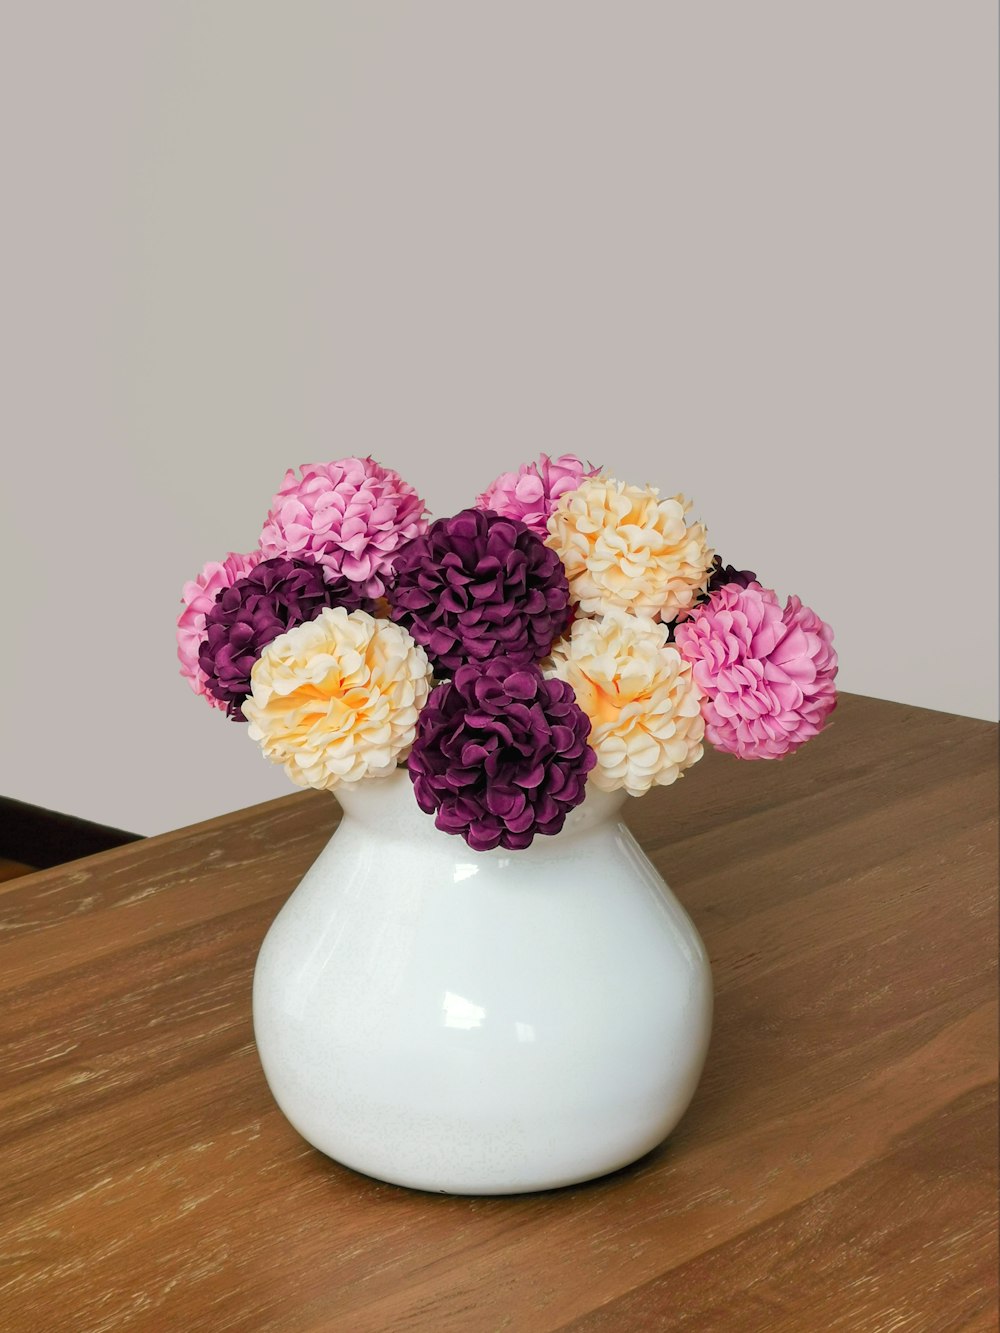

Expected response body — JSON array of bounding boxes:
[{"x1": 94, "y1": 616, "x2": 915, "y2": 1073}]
[{"x1": 1, "y1": 0, "x2": 996, "y2": 836}]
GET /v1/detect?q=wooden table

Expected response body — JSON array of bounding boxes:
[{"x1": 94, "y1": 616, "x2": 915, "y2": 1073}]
[{"x1": 2, "y1": 695, "x2": 996, "y2": 1331}]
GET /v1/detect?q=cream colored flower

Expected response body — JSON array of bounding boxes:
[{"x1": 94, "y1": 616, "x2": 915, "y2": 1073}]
[
  {"x1": 546, "y1": 476, "x2": 714, "y2": 621},
  {"x1": 544, "y1": 610, "x2": 704, "y2": 796},
  {"x1": 242, "y1": 607, "x2": 433, "y2": 790}
]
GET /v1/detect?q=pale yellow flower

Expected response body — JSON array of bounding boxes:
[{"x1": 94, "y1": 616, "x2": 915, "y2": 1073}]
[
  {"x1": 546, "y1": 475, "x2": 714, "y2": 621},
  {"x1": 544, "y1": 610, "x2": 704, "y2": 796},
  {"x1": 242, "y1": 607, "x2": 433, "y2": 790}
]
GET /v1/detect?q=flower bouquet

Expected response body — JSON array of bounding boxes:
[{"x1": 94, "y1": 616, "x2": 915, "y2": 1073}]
[
  {"x1": 178, "y1": 453, "x2": 838, "y2": 1194},
  {"x1": 178, "y1": 454, "x2": 838, "y2": 846}
]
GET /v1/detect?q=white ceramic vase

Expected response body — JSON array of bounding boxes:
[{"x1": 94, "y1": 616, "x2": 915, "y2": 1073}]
[{"x1": 252, "y1": 769, "x2": 713, "y2": 1195}]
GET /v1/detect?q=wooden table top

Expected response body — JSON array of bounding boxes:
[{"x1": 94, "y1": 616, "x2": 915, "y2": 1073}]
[{"x1": 2, "y1": 694, "x2": 997, "y2": 1331}]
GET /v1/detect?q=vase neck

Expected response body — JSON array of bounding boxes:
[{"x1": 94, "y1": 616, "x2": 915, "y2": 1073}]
[{"x1": 331, "y1": 769, "x2": 627, "y2": 846}]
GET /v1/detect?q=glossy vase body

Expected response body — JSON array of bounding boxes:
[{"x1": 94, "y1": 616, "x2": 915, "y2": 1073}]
[{"x1": 253, "y1": 770, "x2": 713, "y2": 1195}]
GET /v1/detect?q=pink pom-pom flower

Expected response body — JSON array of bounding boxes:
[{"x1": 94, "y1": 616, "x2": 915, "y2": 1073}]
[
  {"x1": 674, "y1": 583, "x2": 838, "y2": 760},
  {"x1": 259, "y1": 458, "x2": 428, "y2": 598},
  {"x1": 177, "y1": 550, "x2": 261, "y2": 706},
  {"x1": 476, "y1": 453, "x2": 599, "y2": 537}
]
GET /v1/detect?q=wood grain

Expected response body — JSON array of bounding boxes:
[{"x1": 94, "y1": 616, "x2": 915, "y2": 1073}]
[{"x1": 1, "y1": 694, "x2": 996, "y2": 1332}]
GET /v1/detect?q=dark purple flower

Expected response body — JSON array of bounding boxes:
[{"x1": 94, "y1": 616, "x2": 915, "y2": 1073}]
[
  {"x1": 388, "y1": 508, "x2": 570, "y2": 675},
  {"x1": 705, "y1": 556, "x2": 758, "y2": 597},
  {"x1": 667, "y1": 555, "x2": 759, "y2": 642},
  {"x1": 199, "y1": 557, "x2": 372, "y2": 719},
  {"x1": 408, "y1": 658, "x2": 597, "y2": 851}
]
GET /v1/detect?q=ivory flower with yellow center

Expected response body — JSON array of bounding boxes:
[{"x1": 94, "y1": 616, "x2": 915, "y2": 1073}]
[
  {"x1": 242, "y1": 607, "x2": 433, "y2": 790},
  {"x1": 546, "y1": 476, "x2": 714, "y2": 621},
  {"x1": 544, "y1": 610, "x2": 705, "y2": 796}
]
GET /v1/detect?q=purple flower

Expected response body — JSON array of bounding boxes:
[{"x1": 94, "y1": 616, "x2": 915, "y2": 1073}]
[
  {"x1": 669, "y1": 555, "x2": 759, "y2": 641},
  {"x1": 199, "y1": 557, "x2": 372, "y2": 719},
  {"x1": 389, "y1": 508, "x2": 571, "y2": 675},
  {"x1": 705, "y1": 556, "x2": 758, "y2": 596},
  {"x1": 408, "y1": 658, "x2": 597, "y2": 851}
]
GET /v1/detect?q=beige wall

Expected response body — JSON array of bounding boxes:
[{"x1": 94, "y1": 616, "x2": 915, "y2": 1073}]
[{"x1": 1, "y1": 1, "x2": 996, "y2": 835}]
